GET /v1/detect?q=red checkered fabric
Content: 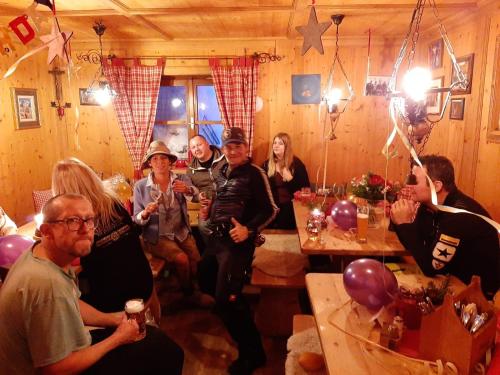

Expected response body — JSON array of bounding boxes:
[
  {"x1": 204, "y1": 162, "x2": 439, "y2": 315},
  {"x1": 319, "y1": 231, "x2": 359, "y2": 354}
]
[
  {"x1": 209, "y1": 57, "x2": 259, "y2": 153},
  {"x1": 103, "y1": 58, "x2": 164, "y2": 179},
  {"x1": 32, "y1": 189, "x2": 53, "y2": 212}
]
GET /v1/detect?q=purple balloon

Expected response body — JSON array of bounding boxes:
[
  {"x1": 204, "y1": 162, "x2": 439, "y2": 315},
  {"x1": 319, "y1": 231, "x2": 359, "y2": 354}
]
[
  {"x1": 331, "y1": 200, "x2": 357, "y2": 230},
  {"x1": 343, "y1": 258, "x2": 398, "y2": 310},
  {"x1": 0, "y1": 235, "x2": 34, "y2": 268}
]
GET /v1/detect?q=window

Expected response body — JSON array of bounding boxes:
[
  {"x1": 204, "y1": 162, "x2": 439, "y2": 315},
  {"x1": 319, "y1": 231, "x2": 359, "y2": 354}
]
[{"x1": 153, "y1": 77, "x2": 224, "y2": 160}]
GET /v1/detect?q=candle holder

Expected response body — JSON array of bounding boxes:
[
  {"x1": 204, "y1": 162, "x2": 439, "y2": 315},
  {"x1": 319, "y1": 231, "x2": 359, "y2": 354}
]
[{"x1": 306, "y1": 209, "x2": 326, "y2": 242}]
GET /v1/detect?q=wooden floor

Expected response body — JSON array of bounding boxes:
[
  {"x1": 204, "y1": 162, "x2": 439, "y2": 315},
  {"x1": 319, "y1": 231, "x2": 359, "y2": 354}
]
[{"x1": 157, "y1": 284, "x2": 288, "y2": 375}]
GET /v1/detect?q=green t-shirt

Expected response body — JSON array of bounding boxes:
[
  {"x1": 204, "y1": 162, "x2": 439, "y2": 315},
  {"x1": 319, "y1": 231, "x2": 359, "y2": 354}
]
[{"x1": 0, "y1": 248, "x2": 91, "y2": 375}]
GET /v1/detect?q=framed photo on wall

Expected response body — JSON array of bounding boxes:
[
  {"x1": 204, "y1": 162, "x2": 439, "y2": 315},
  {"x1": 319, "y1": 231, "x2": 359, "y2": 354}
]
[
  {"x1": 292, "y1": 74, "x2": 321, "y2": 104},
  {"x1": 450, "y1": 98, "x2": 465, "y2": 120},
  {"x1": 426, "y1": 76, "x2": 444, "y2": 114},
  {"x1": 364, "y1": 75, "x2": 390, "y2": 96},
  {"x1": 79, "y1": 88, "x2": 100, "y2": 106},
  {"x1": 11, "y1": 88, "x2": 40, "y2": 129},
  {"x1": 451, "y1": 54, "x2": 474, "y2": 95},
  {"x1": 429, "y1": 38, "x2": 444, "y2": 69}
]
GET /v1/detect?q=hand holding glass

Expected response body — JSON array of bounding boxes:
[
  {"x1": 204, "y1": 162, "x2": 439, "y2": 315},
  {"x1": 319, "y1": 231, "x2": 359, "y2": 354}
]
[{"x1": 125, "y1": 299, "x2": 146, "y2": 341}]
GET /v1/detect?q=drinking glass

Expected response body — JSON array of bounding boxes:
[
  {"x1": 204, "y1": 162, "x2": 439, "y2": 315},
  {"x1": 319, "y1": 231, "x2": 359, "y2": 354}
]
[
  {"x1": 150, "y1": 184, "x2": 162, "y2": 202},
  {"x1": 125, "y1": 299, "x2": 146, "y2": 340},
  {"x1": 357, "y1": 205, "x2": 369, "y2": 243}
]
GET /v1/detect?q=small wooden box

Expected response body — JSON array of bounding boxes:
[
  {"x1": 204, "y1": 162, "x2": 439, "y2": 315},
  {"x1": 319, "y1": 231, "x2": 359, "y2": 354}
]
[{"x1": 419, "y1": 276, "x2": 497, "y2": 374}]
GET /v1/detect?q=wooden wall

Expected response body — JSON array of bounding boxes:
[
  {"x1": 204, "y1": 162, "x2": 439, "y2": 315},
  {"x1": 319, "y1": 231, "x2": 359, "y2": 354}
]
[{"x1": 1, "y1": 4, "x2": 499, "y2": 225}]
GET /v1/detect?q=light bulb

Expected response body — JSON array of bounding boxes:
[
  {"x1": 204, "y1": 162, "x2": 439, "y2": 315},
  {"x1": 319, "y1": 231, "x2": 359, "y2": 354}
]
[
  {"x1": 171, "y1": 98, "x2": 182, "y2": 108},
  {"x1": 94, "y1": 88, "x2": 111, "y2": 106},
  {"x1": 325, "y1": 88, "x2": 342, "y2": 112},
  {"x1": 402, "y1": 67, "x2": 432, "y2": 102}
]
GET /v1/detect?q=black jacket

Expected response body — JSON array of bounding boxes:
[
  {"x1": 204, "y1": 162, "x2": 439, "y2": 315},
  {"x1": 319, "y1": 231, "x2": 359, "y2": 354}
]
[
  {"x1": 187, "y1": 145, "x2": 227, "y2": 202},
  {"x1": 209, "y1": 161, "x2": 278, "y2": 235},
  {"x1": 262, "y1": 156, "x2": 310, "y2": 203},
  {"x1": 394, "y1": 190, "x2": 500, "y2": 299}
]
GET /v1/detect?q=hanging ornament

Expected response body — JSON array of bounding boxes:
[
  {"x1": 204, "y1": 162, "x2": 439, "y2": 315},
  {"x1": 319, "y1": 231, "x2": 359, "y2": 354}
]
[
  {"x1": 295, "y1": 5, "x2": 331, "y2": 55},
  {"x1": 39, "y1": 19, "x2": 73, "y2": 64}
]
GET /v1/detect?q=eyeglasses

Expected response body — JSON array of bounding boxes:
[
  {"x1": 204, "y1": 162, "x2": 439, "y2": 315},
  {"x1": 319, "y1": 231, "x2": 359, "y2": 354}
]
[{"x1": 47, "y1": 217, "x2": 96, "y2": 231}]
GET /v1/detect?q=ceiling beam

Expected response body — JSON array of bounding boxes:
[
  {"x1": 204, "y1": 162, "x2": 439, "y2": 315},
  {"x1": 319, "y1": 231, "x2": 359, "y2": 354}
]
[
  {"x1": 100, "y1": 0, "x2": 174, "y2": 40},
  {"x1": 0, "y1": 2, "x2": 478, "y2": 18}
]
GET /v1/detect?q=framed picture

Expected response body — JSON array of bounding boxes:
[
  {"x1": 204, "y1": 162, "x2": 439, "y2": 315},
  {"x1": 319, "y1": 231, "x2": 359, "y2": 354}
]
[
  {"x1": 429, "y1": 39, "x2": 444, "y2": 69},
  {"x1": 11, "y1": 88, "x2": 40, "y2": 129},
  {"x1": 426, "y1": 76, "x2": 444, "y2": 115},
  {"x1": 364, "y1": 75, "x2": 390, "y2": 96},
  {"x1": 79, "y1": 88, "x2": 100, "y2": 106},
  {"x1": 451, "y1": 54, "x2": 474, "y2": 95},
  {"x1": 450, "y1": 98, "x2": 465, "y2": 120},
  {"x1": 292, "y1": 74, "x2": 321, "y2": 104}
]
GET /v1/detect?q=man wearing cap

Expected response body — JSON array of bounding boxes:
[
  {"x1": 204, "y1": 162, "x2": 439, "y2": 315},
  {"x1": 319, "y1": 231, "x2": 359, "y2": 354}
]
[
  {"x1": 200, "y1": 127, "x2": 278, "y2": 374},
  {"x1": 134, "y1": 140, "x2": 213, "y2": 307}
]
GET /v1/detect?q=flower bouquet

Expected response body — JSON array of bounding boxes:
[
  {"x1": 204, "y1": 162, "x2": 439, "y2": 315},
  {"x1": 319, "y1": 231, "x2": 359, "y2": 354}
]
[{"x1": 350, "y1": 173, "x2": 401, "y2": 227}]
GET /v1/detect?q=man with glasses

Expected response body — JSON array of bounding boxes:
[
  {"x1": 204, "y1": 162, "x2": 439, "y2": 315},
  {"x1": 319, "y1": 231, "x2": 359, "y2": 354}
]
[
  {"x1": 0, "y1": 194, "x2": 183, "y2": 374},
  {"x1": 390, "y1": 155, "x2": 499, "y2": 299}
]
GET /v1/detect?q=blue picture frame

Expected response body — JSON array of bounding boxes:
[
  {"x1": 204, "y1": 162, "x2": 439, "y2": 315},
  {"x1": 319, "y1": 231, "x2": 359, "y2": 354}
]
[{"x1": 292, "y1": 74, "x2": 321, "y2": 104}]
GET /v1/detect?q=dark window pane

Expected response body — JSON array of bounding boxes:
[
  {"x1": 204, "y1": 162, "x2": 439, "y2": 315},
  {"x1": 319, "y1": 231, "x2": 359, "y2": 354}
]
[
  {"x1": 197, "y1": 85, "x2": 221, "y2": 122},
  {"x1": 153, "y1": 125, "x2": 189, "y2": 160},
  {"x1": 156, "y1": 86, "x2": 186, "y2": 121},
  {"x1": 199, "y1": 124, "x2": 224, "y2": 148}
]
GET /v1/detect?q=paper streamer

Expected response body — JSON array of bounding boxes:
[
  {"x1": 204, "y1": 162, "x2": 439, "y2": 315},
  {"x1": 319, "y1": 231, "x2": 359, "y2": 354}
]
[{"x1": 383, "y1": 98, "x2": 500, "y2": 234}]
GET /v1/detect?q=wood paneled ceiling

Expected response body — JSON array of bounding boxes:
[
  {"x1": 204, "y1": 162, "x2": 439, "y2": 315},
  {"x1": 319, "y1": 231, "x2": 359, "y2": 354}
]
[{"x1": 0, "y1": 0, "x2": 483, "y2": 42}]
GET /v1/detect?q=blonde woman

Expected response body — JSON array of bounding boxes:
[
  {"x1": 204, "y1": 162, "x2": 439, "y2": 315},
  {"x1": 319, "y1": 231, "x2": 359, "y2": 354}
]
[
  {"x1": 51, "y1": 158, "x2": 154, "y2": 313},
  {"x1": 262, "y1": 132, "x2": 310, "y2": 229}
]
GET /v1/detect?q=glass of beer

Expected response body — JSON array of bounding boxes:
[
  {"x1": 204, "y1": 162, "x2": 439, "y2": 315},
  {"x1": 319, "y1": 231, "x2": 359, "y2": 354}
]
[
  {"x1": 125, "y1": 299, "x2": 146, "y2": 340},
  {"x1": 357, "y1": 205, "x2": 369, "y2": 243}
]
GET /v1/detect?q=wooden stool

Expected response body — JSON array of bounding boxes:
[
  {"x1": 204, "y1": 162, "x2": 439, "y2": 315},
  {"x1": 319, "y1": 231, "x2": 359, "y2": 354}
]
[{"x1": 251, "y1": 267, "x2": 305, "y2": 337}]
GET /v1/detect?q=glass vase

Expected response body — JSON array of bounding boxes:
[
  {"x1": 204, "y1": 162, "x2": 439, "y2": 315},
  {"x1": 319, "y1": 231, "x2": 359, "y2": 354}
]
[{"x1": 368, "y1": 200, "x2": 385, "y2": 228}]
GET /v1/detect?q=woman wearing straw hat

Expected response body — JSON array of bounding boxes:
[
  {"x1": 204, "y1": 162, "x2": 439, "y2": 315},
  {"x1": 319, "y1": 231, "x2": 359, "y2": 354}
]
[{"x1": 134, "y1": 140, "x2": 214, "y2": 307}]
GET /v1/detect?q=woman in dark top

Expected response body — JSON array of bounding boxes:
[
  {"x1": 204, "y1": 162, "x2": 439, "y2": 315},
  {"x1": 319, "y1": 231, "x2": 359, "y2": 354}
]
[
  {"x1": 262, "y1": 132, "x2": 310, "y2": 229},
  {"x1": 51, "y1": 158, "x2": 153, "y2": 313}
]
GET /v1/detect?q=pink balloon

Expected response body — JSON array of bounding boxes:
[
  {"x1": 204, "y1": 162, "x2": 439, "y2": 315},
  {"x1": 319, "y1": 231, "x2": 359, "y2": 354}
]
[
  {"x1": 343, "y1": 258, "x2": 398, "y2": 310},
  {"x1": 331, "y1": 200, "x2": 357, "y2": 230},
  {"x1": 0, "y1": 235, "x2": 34, "y2": 268}
]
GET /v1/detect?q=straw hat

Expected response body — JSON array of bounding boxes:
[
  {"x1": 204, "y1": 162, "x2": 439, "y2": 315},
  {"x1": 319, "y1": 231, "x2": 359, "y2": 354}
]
[{"x1": 142, "y1": 140, "x2": 177, "y2": 169}]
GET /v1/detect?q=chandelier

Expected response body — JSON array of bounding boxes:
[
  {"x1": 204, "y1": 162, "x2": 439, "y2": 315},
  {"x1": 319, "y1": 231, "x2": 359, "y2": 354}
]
[
  {"x1": 388, "y1": 0, "x2": 467, "y2": 183},
  {"x1": 85, "y1": 21, "x2": 116, "y2": 106},
  {"x1": 322, "y1": 15, "x2": 354, "y2": 139}
]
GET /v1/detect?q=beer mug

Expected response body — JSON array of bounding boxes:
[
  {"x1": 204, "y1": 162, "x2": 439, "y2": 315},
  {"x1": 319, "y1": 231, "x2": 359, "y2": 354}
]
[
  {"x1": 125, "y1": 299, "x2": 146, "y2": 340},
  {"x1": 356, "y1": 205, "x2": 369, "y2": 243}
]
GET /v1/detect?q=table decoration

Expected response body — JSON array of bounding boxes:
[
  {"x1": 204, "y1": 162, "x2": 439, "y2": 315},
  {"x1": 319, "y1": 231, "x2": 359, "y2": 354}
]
[
  {"x1": 350, "y1": 172, "x2": 400, "y2": 228},
  {"x1": 306, "y1": 208, "x2": 326, "y2": 242},
  {"x1": 330, "y1": 200, "x2": 357, "y2": 230}
]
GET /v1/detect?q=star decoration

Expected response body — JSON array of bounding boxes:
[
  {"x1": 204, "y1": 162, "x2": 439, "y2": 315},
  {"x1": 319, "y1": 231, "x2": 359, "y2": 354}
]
[
  {"x1": 295, "y1": 6, "x2": 331, "y2": 55},
  {"x1": 39, "y1": 19, "x2": 73, "y2": 64}
]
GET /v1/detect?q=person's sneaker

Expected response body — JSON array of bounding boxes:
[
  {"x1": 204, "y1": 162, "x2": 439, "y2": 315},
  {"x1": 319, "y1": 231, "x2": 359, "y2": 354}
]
[
  {"x1": 228, "y1": 355, "x2": 266, "y2": 375},
  {"x1": 184, "y1": 290, "x2": 215, "y2": 308}
]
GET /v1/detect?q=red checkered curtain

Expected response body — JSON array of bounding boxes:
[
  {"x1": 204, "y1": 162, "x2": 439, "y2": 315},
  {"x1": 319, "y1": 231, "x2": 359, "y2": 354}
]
[
  {"x1": 103, "y1": 58, "x2": 164, "y2": 180},
  {"x1": 209, "y1": 57, "x2": 259, "y2": 152}
]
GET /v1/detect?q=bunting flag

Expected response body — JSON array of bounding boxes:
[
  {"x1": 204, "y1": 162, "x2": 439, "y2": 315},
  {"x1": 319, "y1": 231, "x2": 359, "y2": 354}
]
[{"x1": 34, "y1": 0, "x2": 54, "y2": 11}]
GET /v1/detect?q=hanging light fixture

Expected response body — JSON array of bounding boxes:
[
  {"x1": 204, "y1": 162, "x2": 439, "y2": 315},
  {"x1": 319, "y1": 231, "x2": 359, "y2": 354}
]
[
  {"x1": 388, "y1": 0, "x2": 468, "y2": 184},
  {"x1": 86, "y1": 21, "x2": 116, "y2": 106},
  {"x1": 322, "y1": 14, "x2": 354, "y2": 139}
]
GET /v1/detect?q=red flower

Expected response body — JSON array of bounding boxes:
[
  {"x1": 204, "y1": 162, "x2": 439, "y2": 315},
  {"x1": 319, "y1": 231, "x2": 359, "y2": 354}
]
[{"x1": 368, "y1": 174, "x2": 385, "y2": 186}]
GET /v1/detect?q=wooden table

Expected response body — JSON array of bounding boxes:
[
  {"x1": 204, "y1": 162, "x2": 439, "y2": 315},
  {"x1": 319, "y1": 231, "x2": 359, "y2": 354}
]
[
  {"x1": 294, "y1": 200, "x2": 407, "y2": 256},
  {"x1": 305, "y1": 272, "x2": 465, "y2": 375}
]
